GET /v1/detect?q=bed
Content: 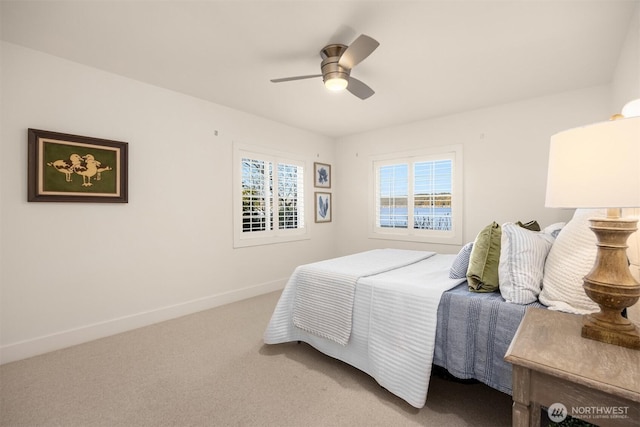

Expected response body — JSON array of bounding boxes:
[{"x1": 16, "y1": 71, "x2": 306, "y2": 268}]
[
  {"x1": 264, "y1": 249, "x2": 541, "y2": 408},
  {"x1": 263, "y1": 209, "x2": 626, "y2": 409}
]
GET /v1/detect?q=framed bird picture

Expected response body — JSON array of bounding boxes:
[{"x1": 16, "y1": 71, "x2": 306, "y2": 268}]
[
  {"x1": 314, "y1": 192, "x2": 331, "y2": 223},
  {"x1": 28, "y1": 129, "x2": 128, "y2": 203},
  {"x1": 313, "y1": 162, "x2": 331, "y2": 188}
]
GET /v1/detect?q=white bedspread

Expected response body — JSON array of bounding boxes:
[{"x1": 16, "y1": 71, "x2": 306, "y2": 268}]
[
  {"x1": 292, "y1": 249, "x2": 435, "y2": 345},
  {"x1": 264, "y1": 252, "x2": 464, "y2": 408}
]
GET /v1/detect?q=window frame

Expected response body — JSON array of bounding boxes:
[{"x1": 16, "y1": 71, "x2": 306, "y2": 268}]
[
  {"x1": 369, "y1": 144, "x2": 463, "y2": 245},
  {"x1": 233, "y1": 142, "x2": 309, "y2": 248}
]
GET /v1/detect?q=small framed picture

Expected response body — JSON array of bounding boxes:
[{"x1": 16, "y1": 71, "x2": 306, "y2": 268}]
[
  {"x1": 28, "y1": 128, "x2": 128, "y2": 203},
  {"x1": 315, "y1": 192, "x2": 332, "y2": 223},
  {"x1": 314, "y1": 162, "x2": 331, "y2": 188}
]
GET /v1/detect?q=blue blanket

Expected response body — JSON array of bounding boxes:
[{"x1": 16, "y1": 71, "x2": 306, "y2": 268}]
[{"x1": 433, "y1": 282, "x2": 546, "y2": 394}]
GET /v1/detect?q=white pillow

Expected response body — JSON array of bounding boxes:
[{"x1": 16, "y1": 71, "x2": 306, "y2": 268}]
[
  {"x1": 499, "y1": 223, "x2": 554, "y2": 304},
  {"x1": 542, "y1": 222, "x2": 566, "y2": 239},
  {"x1": 539, "y1": 209, "x2": 605, "y2": 314}
]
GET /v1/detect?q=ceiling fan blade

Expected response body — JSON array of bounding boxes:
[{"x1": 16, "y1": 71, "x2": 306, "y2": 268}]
[
  {"x1": 270, "y1": 74, "x2": 322, "y2": 83},
  {"x1": 338, "y1": 34, "x2": 379, "y2": 70},
  {"x1": 347, "y1": 77, "x2": 374, "y2": 100}
]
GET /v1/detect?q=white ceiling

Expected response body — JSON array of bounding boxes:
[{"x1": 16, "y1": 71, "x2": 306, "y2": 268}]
[{"x1": 1, "y1": 1, "x2": 637, "y2": 138}]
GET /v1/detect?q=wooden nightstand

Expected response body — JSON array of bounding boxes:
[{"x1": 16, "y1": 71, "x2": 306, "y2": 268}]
[{"x1": 504, "y1": 308, "x2": 640, "y2": 427}]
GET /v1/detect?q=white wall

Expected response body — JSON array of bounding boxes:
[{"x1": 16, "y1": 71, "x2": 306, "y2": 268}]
[
  {"x1": 2, "y1": 4, "x2": 638, "y2": 363},
  {"x1": 0, "y1": 42, "x2": 335, "y2": 363},
  {"x1": 611, "y1": 4, "x2": 640, "y2": 324},
  {"x1": 612, "y1": 3, "x2": 640, "y2": 111},
  {"x1": 334, "y1": 87, "x2": 610, "y2": 256},
  {"x1": 332, "y1": 3, "x2": 640, "y2": 324}
]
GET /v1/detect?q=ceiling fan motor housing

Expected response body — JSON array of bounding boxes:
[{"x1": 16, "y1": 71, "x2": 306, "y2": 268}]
[{"x1": 320, "y1": 44, "x2": 350, "y2": 84}]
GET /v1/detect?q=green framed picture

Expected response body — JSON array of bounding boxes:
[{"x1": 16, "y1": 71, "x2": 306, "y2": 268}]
[{"x1": 28, "y1": 129, "x2": 128, "y2": 203}]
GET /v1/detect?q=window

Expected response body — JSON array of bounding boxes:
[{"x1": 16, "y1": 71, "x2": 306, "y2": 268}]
[
  {"x1": 234, "y1": 143, "x2": 307, "y2": 247},
  {"x1": 371, "y1": 145, "x2": 463, "y2": 245}
]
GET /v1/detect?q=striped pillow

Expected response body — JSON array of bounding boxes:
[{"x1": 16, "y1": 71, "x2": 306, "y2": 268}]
[
  {"x1": 498, "y1": 223, "x2": 554, "y2": 304},
  {"x1": 449, "y1": 242, "x2": 473, "y2": 279}
]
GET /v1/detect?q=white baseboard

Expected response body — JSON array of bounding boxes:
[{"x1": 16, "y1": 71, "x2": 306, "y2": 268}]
[{"x1": 0, "y1": 279, "x2": 286, "y2": 365}]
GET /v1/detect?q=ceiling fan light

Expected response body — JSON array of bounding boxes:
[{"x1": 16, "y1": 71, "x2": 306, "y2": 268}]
[{"x1": 324, "y1": 77, "x2": 348, "y2": 91}]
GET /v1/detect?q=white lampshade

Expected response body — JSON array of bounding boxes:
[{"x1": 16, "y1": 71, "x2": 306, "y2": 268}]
[{"x1": 545, "y1": 116, "x2": 640, "y2": 208}]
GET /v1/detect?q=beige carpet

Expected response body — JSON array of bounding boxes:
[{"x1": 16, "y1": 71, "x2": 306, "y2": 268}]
[{"x1": 0, "y1": 291, "x2": 513, "y2": 426}]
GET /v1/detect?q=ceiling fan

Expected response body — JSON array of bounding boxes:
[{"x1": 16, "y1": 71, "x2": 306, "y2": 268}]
[{"x1": 270, "y1": 34, "x2": 380, "y2": 100}]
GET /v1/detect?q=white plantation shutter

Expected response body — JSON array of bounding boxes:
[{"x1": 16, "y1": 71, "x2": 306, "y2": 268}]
[
  {"x1": 277, "y1": 162, "x2": 305, "y2": 230},
  {"x1": 242, "y1": 158, "x2": 272, "y2": 232},
  {"x1": 413, "y1": 159, "x2": 452, "y2": 231},
  {"x1": 234, "y1": 143, "x2": 308, "y2": 247},
  {"x1": 376, "y1": 163, "x2": 409, "y2": 229},
  {"x1": 371, "y1": 146, "x2": 463, "y2": 245}
]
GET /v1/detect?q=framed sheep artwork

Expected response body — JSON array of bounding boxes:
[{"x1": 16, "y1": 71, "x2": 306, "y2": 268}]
[
  {"x1": 313, "y1": 162, "x2": 331, "y2": 188},
  {"x1": 314, "y1": 192, "x2": 331, "y2": 223},
  {"x1": 28, "y1": 129, "x2": 128, "y2": 203}
]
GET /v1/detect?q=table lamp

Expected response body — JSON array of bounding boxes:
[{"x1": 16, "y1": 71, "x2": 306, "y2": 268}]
[{"x1": 545, "y1": 101, "x2": 640, "y2": 349}]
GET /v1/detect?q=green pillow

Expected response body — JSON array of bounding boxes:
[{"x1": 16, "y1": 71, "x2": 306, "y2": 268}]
[
  {"x1": 467, "y1": 222, "x2": 501, "y2": 292},
  {"x1": 516, "y1": 220, "x2": 541, "y2": 231}
]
